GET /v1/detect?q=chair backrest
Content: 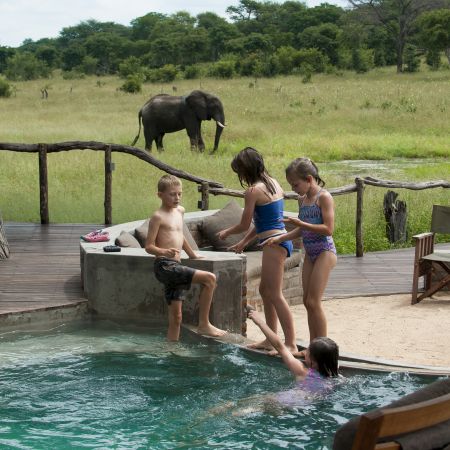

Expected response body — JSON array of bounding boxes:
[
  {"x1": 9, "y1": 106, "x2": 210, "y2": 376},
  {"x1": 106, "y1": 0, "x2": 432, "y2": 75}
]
[
  {"x1": 351, "y1": 393, "x2": 450, "y2": 450},
  {"x1": 431, "y1": 205, "x2": 450, "y2": 234}
]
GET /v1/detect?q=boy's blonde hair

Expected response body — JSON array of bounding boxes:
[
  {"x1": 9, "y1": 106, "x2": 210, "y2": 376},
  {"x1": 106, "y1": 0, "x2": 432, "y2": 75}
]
[{"x1": 158, "y1": 174, "x2": 182, "y2": 192}]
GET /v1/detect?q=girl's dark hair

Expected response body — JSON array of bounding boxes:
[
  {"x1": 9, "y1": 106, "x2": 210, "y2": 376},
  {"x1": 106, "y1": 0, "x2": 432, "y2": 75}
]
[
  {"x1": 231, "y1": 147, "x2": 276, "y2": 195},
  {"x1": 308, "y1": 337, "x2": 339, "y2": 377},
  {"x1": 285, "y1": 158, "x2": 325, "y2": 187}
]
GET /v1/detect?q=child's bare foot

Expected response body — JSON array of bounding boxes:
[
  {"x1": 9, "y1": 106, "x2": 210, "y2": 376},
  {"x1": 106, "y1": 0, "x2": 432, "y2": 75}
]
[
  {"x1": 246, "y1": 340, "x2": 274, "y2": 351},
  {"x1": 197, "y1": 324, "x2": 227, "y2": 337},
  {"x1": 267, "y1": 345, "x2": 300, "y2": 357}
]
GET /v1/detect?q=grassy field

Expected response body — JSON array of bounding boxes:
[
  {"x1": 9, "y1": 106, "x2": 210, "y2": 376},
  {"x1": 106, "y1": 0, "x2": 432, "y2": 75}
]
[{"x1": 0, "y1": 67, "x2": 449, "y2": 254}]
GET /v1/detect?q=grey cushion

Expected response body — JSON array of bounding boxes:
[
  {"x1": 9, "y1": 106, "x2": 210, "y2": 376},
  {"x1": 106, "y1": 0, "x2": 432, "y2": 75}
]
[
  {"x1": 133, "y1": 219, "x2": 199, "y2": 251},
  {"x1": 134, "y1": 219, "x2": 149, "y2": 247},
  {"x1": 115, "y1": 231, "x2": 141, "y2": 248},
  {"x1": 200, "y1": 200, "x2": 258, "y2": 251}
]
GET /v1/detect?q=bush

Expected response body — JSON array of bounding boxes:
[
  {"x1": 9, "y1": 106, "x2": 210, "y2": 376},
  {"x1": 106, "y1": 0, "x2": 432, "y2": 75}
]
[
  {"x1": 118, "y1": 57, "x2": 144, "y2": 79},
  {"x1": 0, "y1": 77, "x2": 12, "y2": 97},
  {"x1": 145, "y1": 64, "x2": 178, "y2": 83},
  {"x1": 293, "y1": 48, "x2": 328, "y2": 73},
  {"x1": 5, "y1": 52, "x2": 51, "y2": 81},
  {"x1": 208, "y1": 60, "x2": 235, "y2": 78},
  {"x1": 404, "y1": 45, "x2": 420, "y2": 72},
  {"x1": 183, "y1": 65, "x2": 201, "y2": 79},
  {"x1": 119, "y1": 75, "x2": 142, "y2": 93},
  {"x1": 62, "y1": 70, "x2": 85, "y2": 80},
  {"x1": 425, "y1": 50, "x2": 441, "y2": 70}
]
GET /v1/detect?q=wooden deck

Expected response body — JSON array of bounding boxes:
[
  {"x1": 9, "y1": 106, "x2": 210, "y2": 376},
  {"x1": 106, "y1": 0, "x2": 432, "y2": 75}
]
[{"x1": 1, "y1": 223, "x2": 449, "y2": 316}]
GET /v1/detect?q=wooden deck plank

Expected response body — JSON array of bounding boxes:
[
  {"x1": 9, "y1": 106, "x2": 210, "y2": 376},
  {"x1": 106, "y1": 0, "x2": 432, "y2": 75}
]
[{"x1": 1, "y1": 223, "x2": 449, "y2": 316}]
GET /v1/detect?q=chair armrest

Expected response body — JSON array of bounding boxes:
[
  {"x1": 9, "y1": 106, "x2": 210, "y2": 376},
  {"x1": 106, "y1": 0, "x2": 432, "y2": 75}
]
[
  {"x1": 413, "y1": 232, "x2": 435, "y2": 260},
  {"x1": 413, "y1": 232, "x2": 434, "y2": 240}
]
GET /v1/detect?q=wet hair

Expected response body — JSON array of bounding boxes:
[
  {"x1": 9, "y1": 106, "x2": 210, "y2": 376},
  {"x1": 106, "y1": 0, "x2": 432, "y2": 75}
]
[
  {"x1": 308, "y1": 337, "x2": 339, "y2": 377},
  {"x1": 285, "y1": 158, "x2": 325, "y2": 187},
  {"x1": 158, "y1": 174, "x2": 182, "y2": 192},
  {"x1": 231, "y1": 147, "x2": 276, "y2": 195}
]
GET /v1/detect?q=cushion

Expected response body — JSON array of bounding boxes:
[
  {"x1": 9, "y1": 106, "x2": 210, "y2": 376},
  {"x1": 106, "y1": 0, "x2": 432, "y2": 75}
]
[
  {"x1": 200, "y1": 200, "x2": 258, "y2": 251},
  {"x1": 115, "y1": 231, "x2": 141, "y2": 248},
  {"x1": 134, "y1": 219, "x2": 149, "y2": 247},
  {"x1": 133, "y1": 219, "x2": 199, "y2": 251}
]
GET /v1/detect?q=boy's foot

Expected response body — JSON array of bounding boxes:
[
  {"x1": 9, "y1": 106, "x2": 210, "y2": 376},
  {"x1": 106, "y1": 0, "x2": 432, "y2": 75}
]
[
  {"x1": 246, "y1": 340, "x2": 274, "y2": 352},
  {"x1": 197, "y1": 324, "x2": 227, "y2": 337}
]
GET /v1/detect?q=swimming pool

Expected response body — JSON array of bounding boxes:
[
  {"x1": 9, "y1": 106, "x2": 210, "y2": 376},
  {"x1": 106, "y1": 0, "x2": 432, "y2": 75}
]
[{"x1": 0, "y1": 321, "x2": 438, "y2": 449}]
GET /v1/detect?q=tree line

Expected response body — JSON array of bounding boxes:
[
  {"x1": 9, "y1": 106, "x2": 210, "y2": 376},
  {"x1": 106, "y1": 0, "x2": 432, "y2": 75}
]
[{"x1": 0, "y1": 0, "x2": 449, "y2": 93}]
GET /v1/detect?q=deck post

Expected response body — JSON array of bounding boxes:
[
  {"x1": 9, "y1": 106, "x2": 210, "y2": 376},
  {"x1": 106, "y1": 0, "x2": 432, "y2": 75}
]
[
  {"x1": 0, "y1": 212, "x2": 10, "y2": 259},
  {"x1": 38, "y1": 143, "x2": 49, "y2": 224},
  {"x1": 198, "y1": 182, "x2": 210, "y2": 211},
  {"x1": 104, "y1": 145, "x2": 112, "y2": 225},
  {"x1": 355, "y1": 177, "x2": 365, "y2": 257}
]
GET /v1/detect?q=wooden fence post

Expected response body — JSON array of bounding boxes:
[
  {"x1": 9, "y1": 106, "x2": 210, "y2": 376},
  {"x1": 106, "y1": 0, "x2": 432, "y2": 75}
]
[
  {"x1": 355, "y1": 177, "x2": 365, "y2": 257},
  {"x1": 0, "y1": 212, "x2": 10, "y2": 259},
  {"x1": 104, "y1": 145, "x2": 112, "y2": 225},
  {"x1": 38, "y1": 143, "x2": 49, "y2": 224},
  {"x1": 198, "y1": 182, "x2": 210, "y2": 211}
]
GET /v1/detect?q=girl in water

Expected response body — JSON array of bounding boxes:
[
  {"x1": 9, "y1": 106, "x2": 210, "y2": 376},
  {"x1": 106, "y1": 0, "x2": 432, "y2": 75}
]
[
  {"x1": 262, "y1": 158, "x2": 337, "y2": 350},
  {"x1": 217, "y1": 147, "x2": 297, "y2": 355}
]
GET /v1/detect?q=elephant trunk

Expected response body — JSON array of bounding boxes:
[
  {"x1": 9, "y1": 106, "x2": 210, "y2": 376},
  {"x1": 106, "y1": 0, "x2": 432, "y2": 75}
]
[{"x1": 213, "y1": 115, "x2": 225, "y2": 152}]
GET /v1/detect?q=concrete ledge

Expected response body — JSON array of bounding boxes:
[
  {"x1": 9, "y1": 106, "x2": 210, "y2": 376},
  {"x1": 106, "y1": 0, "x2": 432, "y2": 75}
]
[{"x1": 81, "y1": 213, "x2": 246, "y2": 333}]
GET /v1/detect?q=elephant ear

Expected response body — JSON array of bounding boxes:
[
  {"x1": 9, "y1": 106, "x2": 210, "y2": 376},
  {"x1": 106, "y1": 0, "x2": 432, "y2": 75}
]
[{"x1": 186, "y1": 91, "x2": 208, "y2": 120}]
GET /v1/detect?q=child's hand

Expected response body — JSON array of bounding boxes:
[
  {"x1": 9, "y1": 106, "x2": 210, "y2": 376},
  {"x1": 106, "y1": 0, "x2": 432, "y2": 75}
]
[
  {"x1": 283, "y1": 217, "x2": 302, "y2": 227},
  {"x1": 247, "y1": 309, "x2": 263, "y2": 325},
  {"x1": 217, "y1": 229, "x2": 229, "y2": 240},
  {"x1": 165, "y1": 248, "x2": 180, "y2": 258},
  {"x1": 260, "y1": 236, "x2": 280, "y2": 247},
  {"x1": 190, "y1": 253, "x2": 204, "y2": 259},
  {"x1": 228, "y1": 240, "x2": 245, "y2": 253}
]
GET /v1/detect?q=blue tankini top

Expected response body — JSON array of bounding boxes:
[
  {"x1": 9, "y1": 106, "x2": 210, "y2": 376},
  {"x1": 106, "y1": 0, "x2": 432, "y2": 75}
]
[{"x1": 253, "y1": 198, "x2": 286, "y2": 234}]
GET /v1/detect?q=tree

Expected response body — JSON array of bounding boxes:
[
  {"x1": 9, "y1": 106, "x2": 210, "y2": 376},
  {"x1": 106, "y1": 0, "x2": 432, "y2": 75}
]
[
  {"x1": 348, "y1": 0, "x2": 450, "y2": 73},
  {"x1": 416, "y1": 9, "x2": 450, "y2": 65},
  {"x1": 298, "y1": 23, "x2": 341, "y2": 65},
  {"x1": 5, "y1": 52, "x2": 50, "y2": 80}
]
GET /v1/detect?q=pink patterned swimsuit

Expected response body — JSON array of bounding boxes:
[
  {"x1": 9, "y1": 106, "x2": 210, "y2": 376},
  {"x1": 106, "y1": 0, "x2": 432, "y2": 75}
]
[{"x1": 299, "y1": 189, "x2": 336, "y2": 263}]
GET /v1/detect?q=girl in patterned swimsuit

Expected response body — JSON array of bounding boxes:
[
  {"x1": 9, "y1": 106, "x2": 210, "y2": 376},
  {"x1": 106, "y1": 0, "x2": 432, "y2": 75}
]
[
  {"x1": 262, "y1": 158, "x2": 337, "y2": 351},
  {"x1": 217, "y1": 147, "x2": 298, "y2": 355}
]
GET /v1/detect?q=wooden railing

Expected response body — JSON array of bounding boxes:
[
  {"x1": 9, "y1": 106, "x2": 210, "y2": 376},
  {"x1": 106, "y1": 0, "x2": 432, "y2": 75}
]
[{"x1": 1, "y1": 141, "x2": 449, "y2": 256}]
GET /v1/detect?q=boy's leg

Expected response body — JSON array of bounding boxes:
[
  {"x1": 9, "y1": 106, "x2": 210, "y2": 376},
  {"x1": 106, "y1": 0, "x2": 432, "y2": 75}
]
[
  {"x1": 167, "y1": 300, "x2": 183, "y2": 341},
  {"x1": 304, "y1": 251, "x2": 337, "y2": 341},
  {"x1": 191, "y1": 269, "x2": 226, "y2": 337}
]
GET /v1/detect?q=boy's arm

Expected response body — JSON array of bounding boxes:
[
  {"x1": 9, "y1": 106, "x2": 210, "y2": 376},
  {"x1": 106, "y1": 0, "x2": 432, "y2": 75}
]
[
  {"x1": 248, "y1": 310, "x2": 308, "y2": 379},
  {"x1": 144, "y1": 214, "x2": 179, "y2": 258},
  {"x1": 182, "y1": 236, "x2": 199, "y2": 259}
]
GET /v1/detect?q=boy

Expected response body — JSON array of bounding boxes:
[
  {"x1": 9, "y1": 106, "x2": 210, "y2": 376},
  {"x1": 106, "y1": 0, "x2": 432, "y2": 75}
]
[{"x1": 145, "y1": 174, "x2": 227, "y2": 341}]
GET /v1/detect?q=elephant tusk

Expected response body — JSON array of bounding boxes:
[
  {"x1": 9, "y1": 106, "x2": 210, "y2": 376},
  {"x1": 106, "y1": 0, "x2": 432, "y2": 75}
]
[{"x1": 216, "y1": 121, "x2": 226, "y2": 128}]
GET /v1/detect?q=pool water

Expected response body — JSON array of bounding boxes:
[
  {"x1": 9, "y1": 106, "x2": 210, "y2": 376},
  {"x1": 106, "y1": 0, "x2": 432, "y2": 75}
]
[{"x1": 0, "y1": 321, "x2": 438, "y2": 450}]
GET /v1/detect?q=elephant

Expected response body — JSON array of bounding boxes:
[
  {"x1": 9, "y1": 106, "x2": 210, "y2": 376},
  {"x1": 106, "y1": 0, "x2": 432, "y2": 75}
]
[{"x1": 131, "y1": 90, "x2": 225, "y2": 152}]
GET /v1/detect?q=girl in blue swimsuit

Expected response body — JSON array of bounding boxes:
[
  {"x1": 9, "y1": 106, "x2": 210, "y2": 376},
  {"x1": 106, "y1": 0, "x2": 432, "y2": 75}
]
[
  {"x1": 218, "y1": 147, "x2": 298, "y2": 355},
  {"x1": 262, "y1": 158, "x2": 337, "y2": 349}
]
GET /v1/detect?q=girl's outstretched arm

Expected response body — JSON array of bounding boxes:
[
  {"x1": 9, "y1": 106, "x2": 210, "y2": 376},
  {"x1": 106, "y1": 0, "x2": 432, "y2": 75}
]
[
  {"x1": 217, "y1": 188, "x2": 258, "y2": 239},
  {"x1": 248, "y1": 310, "x2": 308, "y2": 379}
]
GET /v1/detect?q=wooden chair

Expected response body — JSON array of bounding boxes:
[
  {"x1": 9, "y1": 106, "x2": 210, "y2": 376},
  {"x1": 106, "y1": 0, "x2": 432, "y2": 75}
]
[
  {"x1": 351, "y1": 392, "x2": 450, "y2": 450},
  {"x1": 411, "y1": 204, "x2": 450, "y2": 304}
]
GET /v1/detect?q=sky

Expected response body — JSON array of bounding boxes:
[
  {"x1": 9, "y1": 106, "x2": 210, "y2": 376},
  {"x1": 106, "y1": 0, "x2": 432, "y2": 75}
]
[{"x1": 0, "y1": 0, "x2": 348, "y2": 48}]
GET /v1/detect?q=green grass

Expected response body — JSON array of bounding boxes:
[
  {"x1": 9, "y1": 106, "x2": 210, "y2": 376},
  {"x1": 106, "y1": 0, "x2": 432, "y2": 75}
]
[{"x1": 0, "y1": 67, "x2": 449, "y2": 254}]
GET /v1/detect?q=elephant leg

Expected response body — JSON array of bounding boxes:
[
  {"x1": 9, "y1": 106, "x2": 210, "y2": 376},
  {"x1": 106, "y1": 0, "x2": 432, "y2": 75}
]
[
  {"x1": 198, "y1": 129, "x2": 205, "y2": 153},
  {"x1": 143, "y1": 128, "x2": 154, "y2": 152},
  {"x1": 156, "y1": 134, "x2": 165, "y2": 152},
  {"x1": 186, "y1": 127, "x2": 200, "y2": 151}
]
